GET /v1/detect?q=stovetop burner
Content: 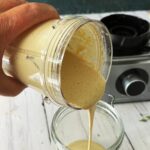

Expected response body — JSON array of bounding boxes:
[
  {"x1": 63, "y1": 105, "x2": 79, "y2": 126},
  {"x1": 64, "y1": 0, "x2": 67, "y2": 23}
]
[
  {"x1": 100, "y1": 13, "x2": 150, "y2": 103},
  {"x1": 101, "y1": 14, "x2": 150, "y2": 57}
]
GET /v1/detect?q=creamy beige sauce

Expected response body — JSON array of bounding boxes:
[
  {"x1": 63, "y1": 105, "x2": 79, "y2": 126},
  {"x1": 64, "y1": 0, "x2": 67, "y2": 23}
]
[
  {"x1": 68, "y1": 140, "x2": 106, "y2": 150},
  {"x1": 88, "y1": 106, "x2": 96, "y2": 150},
  {"x1": 61, "y1": 50, "x2": 106, "y2": 150},
  {"x1": 61, "y1": 51, "x2": 106, "y2": 109}
]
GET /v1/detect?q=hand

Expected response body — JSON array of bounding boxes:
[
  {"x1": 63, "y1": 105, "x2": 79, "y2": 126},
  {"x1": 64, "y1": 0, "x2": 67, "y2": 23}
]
[{"x1": 0, "y1": 0, "x2": 59, "y2": 96}]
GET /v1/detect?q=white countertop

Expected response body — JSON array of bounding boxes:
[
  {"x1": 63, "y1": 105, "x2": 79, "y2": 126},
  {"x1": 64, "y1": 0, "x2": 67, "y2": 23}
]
[{"x1": 0, "y1": 87, "x2": 150, "y2": 150}]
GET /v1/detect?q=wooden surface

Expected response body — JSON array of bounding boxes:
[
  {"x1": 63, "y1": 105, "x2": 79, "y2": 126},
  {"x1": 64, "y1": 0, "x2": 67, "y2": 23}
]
[
  {"x1": 115, "y1": 102, "x2": 150, "y2": 150},
  {"x1": 0, "y1": 88, "x2": 51, "y2": 150},
  {"x1": 0, "y1": 88, "x2": 150, "y2": 149}
]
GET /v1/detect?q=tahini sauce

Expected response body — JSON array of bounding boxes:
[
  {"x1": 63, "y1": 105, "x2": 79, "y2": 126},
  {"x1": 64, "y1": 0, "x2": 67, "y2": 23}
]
[
  {"x1": 61, "y1": 50, "x2": 106, "y2": 150},
  {"x1": 68, "y1": 140, "x2": 105, "y2": 150},
  {"x1": 61, "y1": 51, "x2": 106, "y2": 109}
]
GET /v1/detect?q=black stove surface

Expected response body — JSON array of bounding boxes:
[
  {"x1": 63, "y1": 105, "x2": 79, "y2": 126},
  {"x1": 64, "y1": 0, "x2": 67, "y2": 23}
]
[
  {"x1": 101, "y1": 14, "x2": 150, "y2": 57},
  {"x1": 113, "y1": 41, "x2": 150, "y2": 57}
]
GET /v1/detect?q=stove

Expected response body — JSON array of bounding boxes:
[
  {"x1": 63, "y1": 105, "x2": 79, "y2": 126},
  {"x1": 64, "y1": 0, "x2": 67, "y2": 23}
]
[{"x1": 101, "y1": 13, "x2": 150, "y2": 103}]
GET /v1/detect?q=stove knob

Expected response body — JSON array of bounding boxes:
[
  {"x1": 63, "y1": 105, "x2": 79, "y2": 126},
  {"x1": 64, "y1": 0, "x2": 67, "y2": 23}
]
[{"x1": 122, "y1": 74, "x2": 146, "y2": 96}]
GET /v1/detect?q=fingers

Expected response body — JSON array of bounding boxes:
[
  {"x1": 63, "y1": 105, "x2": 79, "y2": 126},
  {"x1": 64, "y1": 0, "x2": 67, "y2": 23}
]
[
  {"x1": 0, "y1": 0, "x2": 26, "y2": 12},
  {"x1": 0, "y1": 0, "x2": 27, "y2": 96},
  {"x1": 0, "y1": 2, "x2": 59, "y2": 96},
  {"x1": 0, "y1": 2, "x2": 59, "y2": 49},
  {"x1": 0, "y1": 73, "x2": 26, "y2": 96}
]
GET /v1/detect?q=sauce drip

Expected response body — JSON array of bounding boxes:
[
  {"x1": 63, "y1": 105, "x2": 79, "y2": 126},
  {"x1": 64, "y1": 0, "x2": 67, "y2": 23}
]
[{"x1": 61, "y1": 51, "x2": 106, "y2": 150}]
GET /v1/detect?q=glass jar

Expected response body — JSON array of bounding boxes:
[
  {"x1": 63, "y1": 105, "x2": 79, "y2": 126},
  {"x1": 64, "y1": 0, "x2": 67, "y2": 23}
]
[
  {"x1": 51, "y1": 99, "x2": 124, "y2": 150},
  {"x1": 3, "y1": 16, "x2": 112, "y2": 108}
]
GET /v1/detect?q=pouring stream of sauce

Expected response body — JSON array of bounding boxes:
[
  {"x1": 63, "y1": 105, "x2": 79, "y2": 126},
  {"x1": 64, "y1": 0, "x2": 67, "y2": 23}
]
[{"x1": 61, "y1": 51, "x2": 106, "y2": 150}]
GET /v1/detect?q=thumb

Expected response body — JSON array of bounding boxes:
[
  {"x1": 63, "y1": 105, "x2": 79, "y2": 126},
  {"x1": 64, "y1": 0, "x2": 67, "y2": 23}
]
[
  {"x1": 0, "y1": 3, "x2": 59, "y2": 96},
  {"x1": 0, "y1": 2, "x2": 59, "y2": 49}
]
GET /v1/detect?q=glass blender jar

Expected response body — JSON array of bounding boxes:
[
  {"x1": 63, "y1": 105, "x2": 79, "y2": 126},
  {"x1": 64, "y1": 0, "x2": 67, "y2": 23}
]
[{"x1": 3, "y1": 16, "x2": 112, "y2": 108}]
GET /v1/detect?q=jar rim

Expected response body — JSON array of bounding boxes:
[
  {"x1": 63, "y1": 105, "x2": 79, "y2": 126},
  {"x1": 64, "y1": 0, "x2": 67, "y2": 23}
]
[
  {"x1": 43, "y1": 17, "x2": 113, "y2": 108},
  {"x1": 51, "y1": 101, "x2": 124, "y2": 150}
]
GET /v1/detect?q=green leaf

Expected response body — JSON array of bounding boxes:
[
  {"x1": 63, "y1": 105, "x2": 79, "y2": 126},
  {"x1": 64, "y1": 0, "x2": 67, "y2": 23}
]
[{"x1": 140, "y1": 115, "x2": 150, "y2": 122}]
